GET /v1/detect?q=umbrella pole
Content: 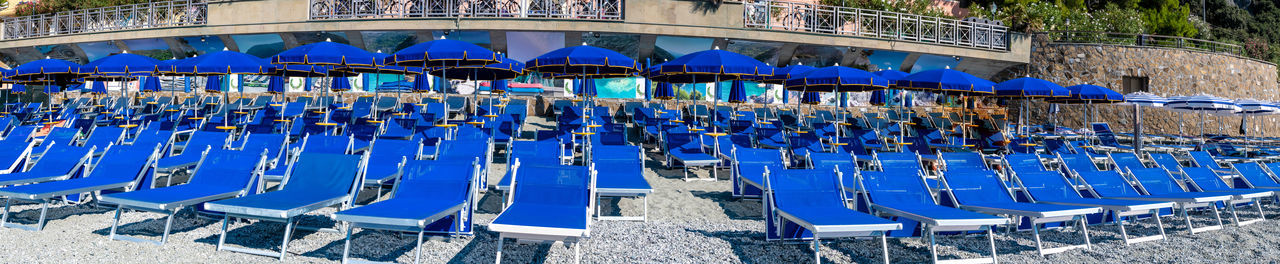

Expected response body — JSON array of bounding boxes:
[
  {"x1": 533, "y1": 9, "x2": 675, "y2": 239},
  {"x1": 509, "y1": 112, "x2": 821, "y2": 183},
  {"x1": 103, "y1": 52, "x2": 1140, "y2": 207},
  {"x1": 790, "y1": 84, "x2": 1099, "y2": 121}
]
[{"x1": 1134, "y1": 104, "x2": 1143, "y2": 155}]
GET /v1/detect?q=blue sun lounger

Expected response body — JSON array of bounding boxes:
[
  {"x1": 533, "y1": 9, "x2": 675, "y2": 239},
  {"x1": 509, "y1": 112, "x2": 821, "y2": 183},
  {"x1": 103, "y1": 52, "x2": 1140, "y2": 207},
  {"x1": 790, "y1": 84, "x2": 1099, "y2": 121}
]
[
  {"x1": 0, "y1": 143, "x2": 159, "y2": 231},
  {"x1": 1057, "y1": 153, "x2": 1231, "y2": 234},
  {"x1": 156, "y1": 131, "x2": 231, "y2": 174},
  {"x1": 0, "y1": 139, "x2": 35, "y2": 174},
  {"x1": 938, "y1": 165, "x2": 1101, "y2": 256},
  {"x1": 335, "y1": 159, "x2": 481, "y2": 264},
  {"x1": 845, "y1": 160, "x2": 1007, "y2": 264},
  {"x1": 81, "y1": 126, "x2": 126, "y2": 155},
  {"x1": 434, "y1": 138, "x2": 494, "y2": 186},
  {"x1": 763, "y1": 166, "x2": 900, "y2": 264},
  {"x1": 236, "y1": 133, "x2": 286, "y2": 168},
  {"x1": 591, "y1": 145, "x2": 653, "y2": 221},
  {"x1": 99, "y1": 149, "x2": 266, "y2": 245},
  {"x1": 362, "y1": 139, "x2": 423, "y2": 197},
  {"x1": 266, "y1": 134, "x2": 354, "y2": 182},
  {"x1": 0, "y1": 144, "x2": 94, "y2": 187},
  {"x1": 1147, "y1": 153, "x2": 1272, "y2": 226},
  {"x1": 1002, "y1": 153, "x2": 1172, "y2": 244},
  {"x1": 663, "y1": 132, "x2": 720, "y2": 181},
  {"x1": 731, "y1": 147, "x2": 786, "y2": 199},
  {"x1": 1232, "y1": 162, "x2": 1280, "y2": 194},
  {"x1": 206, "y1": 152, "x2": 367, "y2": 260},
  {"x1": 490, "y1": 160, "x2": 595, "y2": 263}
]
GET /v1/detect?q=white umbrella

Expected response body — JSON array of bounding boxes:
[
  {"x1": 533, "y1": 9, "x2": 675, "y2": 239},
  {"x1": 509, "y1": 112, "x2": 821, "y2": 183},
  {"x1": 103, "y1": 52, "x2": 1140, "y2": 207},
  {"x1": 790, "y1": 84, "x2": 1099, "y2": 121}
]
[
  {"x1": 1165, "y1": 94, "x2": 1241, "y2": 140},
  {"x1": 1235, "y1": 98, "x2": 1279, "y2": 140},
  {"x1": 1121, "y1": 92, "x2": 1167, "y2": 154}
]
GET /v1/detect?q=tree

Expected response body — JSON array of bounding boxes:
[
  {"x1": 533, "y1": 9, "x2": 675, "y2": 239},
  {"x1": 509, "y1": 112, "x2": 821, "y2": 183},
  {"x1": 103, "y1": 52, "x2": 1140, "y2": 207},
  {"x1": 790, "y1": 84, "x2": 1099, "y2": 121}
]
[{"x1": 1140, "y1": 0, "x2": 1198, "y2": 37}]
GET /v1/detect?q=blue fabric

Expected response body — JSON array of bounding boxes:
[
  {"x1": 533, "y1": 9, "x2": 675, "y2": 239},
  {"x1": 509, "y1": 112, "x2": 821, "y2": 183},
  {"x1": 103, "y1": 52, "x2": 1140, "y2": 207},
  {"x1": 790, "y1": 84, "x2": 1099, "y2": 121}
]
[
  {"x1": 83, "y1": 126, "x2": 124, "y2": 150},
  {"x1": 173, "y1": 51, "x2": 272, "y2": 75},
  {"x1": 726, "y1": 80, "x2": 748, "y2": 103},
  {"x1": 895, "y1": 69, "x2": 993, "y2": 95},
  {"x1": 945, "y1": 170, "x2": 1096, "y2": 214},
  {"x1": 770, "y1": 169, "x2": 897, "y2": 227},
  {"x1": 204, "y1": 76, "x2": 223, "y2": 93},
  {"x1": 207, "y1": 153, "x2": 362, "y2": 216},
  {"x1": 331, "y1": 77, "x2": 352, "y2": 92},
  {"x1": 157, "y1": 131, "x2": 228, "y2": 169},
  {"x1": 652, "y1": 82, "x2": 675, "y2": 99},
  {"x1": 386, "y1": 39, "x2": 500, "y2": 68},
  {"x1": 272, "y1": 41, "x2": 378, "y2": 66},
  {"x1": 266, "y1": 76, "x2": 286, "y2": 94},
  {"x1": 365, "y1": 140, "x2": 420, "y2": 182},
  {"x1": 2, "y1": 145, "x2": 89, "y2": 182},
  {"x1": 271, "y1": 64, "x2": 356, "y2": 77},
  {"x1": 428, "y1": 58, "x2": 523, "y2": 80},
  {"x1": 761, "y1": 65, "x2": 815, "y2": 84},
  {"x1": 1048, "y1": 84, "x2": 1124, "y2": 104},
  {"x1": 0, "y1": 144, "x2": 154, "y2": 197},
  {"x1": 240, "y1": 133, "x2": 285, "y2": 160},
  {"x1": 100, "y1": 149, "x2": 261, "y2": 207},
  {"x1": 525, "y1": 45, "x2": 638, "y2": 76},
  {"x1": 591, "y1": 146, "x2": 651, "y2": 191},
  {"x1": 649, "y1": 50, "x2": 773, "y2": 83},
  {"x1": 872, "y1": 70, "x2": 909, "y2": 84},
  {"x1": 11, "y1": 59, "x2": 80, "y2": 80},
  {"x1": 334, "y1": 53, "x2": 423, "y2": 75},
  {"x1": 79, "y1": 53, "x2": 161, "y2": 79},
  {"x1": 303, "y1": 135, "x2": 351, "y2": 154},
  {"x1": 141, "y1": 77, "x2": 162, "y2": 92},
  {"x1": 784, "y1": 66, "x2": 888, "y2": 92},
  {"x1": 492, "y1": 164, "x2": 590, "y2": 229},
  {"x1": 995, "y1": 77, "x2": 1068, "y2": 98},
  {"x1": 574, "y1": 78, "x2": 597, "y2": 97},
  {"x1": 1237, "y1": 163, "x2": 1280, "y2": 188}
]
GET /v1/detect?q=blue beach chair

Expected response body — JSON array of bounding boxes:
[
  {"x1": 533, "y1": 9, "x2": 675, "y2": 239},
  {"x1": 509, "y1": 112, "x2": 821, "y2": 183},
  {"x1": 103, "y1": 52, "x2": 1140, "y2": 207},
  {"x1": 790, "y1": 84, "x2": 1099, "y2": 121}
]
[
  {"x1": 847, "y1": 161, "x2": 1007, "y2": 263},
  {"x1": 1002, "y1": 153, "x2": 1172, "y2": 244},
  {"x1": 0, "y1": 144, "x2": 94, "y2": 187},
  {"x1": 0, "y1": 139, "x2": 35, "y2": 174},
  {"x1": 99, "y1": 149, "x2": 266, "y2": 245},
  {"x1": 0, "y1": 144, "x2": 160, "y2": 231},
  {"x1": 591, "y1": 145, "x2": 653, "y2": 221},
  {"x1": 205, "y1": 152, "x2": 367, "y2": 260},
  {"x1": 1147, "y1": 152, "x2": 1272, "y2": 226},
  {"x1": 362, "y1": 139, "x2": 423, "y2": 197},
  {"x1": 663, "y1": 132, "x2": 719, "y2": 181},
  {"x1": 763, "y1": 166, "x2": 900, "y2": 264},
  {"x1": 335, "y1": 159, "x2": 481, "y2": 264},
  {"x1": 939, "y1": 167, "x2": 1101, "y2": 255},
  {"x1": 156, "y1": 131, "x2": 231, "y2": 174},
  {"x1": 81, "y1": 126, "x2": 126, "y2": 155},
  {"x1": 731, "y1": 147, "x2": 786, "y2": 199},
  {"x1": 490, "y1": 160, "x2": 595, "y2": 263},
  {"x1": 1057, "y1": 153, "x2": 1231, "y2": 234}
]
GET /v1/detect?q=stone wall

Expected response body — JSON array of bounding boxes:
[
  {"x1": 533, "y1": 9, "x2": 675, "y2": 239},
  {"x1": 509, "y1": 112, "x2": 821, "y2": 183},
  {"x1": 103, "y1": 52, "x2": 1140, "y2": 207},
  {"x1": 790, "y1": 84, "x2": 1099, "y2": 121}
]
[{"x1": 1019, "y1": 34, "x2": 1280, "y2": 137}]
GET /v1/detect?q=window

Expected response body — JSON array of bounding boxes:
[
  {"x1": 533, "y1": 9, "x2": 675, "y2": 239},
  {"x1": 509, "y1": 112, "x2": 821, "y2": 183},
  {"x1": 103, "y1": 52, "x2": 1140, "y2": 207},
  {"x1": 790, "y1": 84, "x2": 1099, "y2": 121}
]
[{"x1": 1122, "y1": 76, "x2": 1149, "y2": 94}]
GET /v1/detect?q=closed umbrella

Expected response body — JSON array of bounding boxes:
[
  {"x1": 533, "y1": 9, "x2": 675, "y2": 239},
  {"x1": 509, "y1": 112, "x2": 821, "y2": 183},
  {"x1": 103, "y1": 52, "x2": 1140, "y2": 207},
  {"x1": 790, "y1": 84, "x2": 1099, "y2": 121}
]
[
  {"x1": 1121, "y1": 92, "x2": 1167, "y2": 154},
  {"x1": 1165, "y1": 94, "x2": 1237, "y2": 140},
  {"x1": 995, "y1": 77, "x2": 1069, "y2": 136},
  {"x1": 1234, "y1": 98, "x2": 1277, "y2": 140}
]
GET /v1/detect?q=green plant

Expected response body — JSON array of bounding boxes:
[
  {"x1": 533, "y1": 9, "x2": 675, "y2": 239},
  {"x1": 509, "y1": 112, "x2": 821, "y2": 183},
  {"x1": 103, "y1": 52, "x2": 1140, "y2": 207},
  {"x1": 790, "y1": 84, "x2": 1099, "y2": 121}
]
[{"x1": 15, "y1": 0, "x2": 152, "y2": 16}]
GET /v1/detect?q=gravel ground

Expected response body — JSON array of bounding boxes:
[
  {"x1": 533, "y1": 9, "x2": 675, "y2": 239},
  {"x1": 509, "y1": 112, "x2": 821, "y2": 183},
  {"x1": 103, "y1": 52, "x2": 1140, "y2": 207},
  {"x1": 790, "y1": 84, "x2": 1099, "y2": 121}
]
[{"x1": 1, "y1": 116, "x2": 1279, "y2": 263}]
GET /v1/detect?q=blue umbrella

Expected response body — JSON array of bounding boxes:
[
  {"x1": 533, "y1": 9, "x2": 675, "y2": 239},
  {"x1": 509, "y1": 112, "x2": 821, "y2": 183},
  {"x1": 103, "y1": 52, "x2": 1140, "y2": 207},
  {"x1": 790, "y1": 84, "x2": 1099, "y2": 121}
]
[
  {"x1": 872, "y1": 70, "x2": 910, "y2": 85},
  {"x1": 11, "y1": 58, "x2": 80, "y2": 82},
  {"x1": 490, "y1": 79, "x2": 509, "y2": 94},
  {"x1": 783, "y1": 66, "x2": 888, "y2": 92},
  {"x1": 78, "y1": 53, "x2": 162, "y2": 80},
  {"x1": 204, "y1": 76, "x2": 223, "y2": 93},
  {"x1": 272, "y1": 41, "x2": 378, "y2": 67},
  {"x1": 385, "y1": 38, "x2": 500, "y2": 68},
  {"x1": 869, "y1": 89, "x2": 887, "y2": 106},
  {"x1": 11, "y1": 84, "x2": 25, "y2": 94},
  {"x1": 1049, "y1": 84, "x2": 1124, "y2": 104},
  {"x1": 332, "y1": 52, "x2": 423, "y2": 75},
  {"x1": 525, "y1": 45, "x2": 640, "y2": 77},
  {"x1": 141, "y1": 77, "x2": 162, "y2": 92},
  {"x1": 648, "y1": 49, "x2": 773, "y2": 83},
  {"x1": 726, "y1": 80, "x2": 747, "y2": 103},
  {"x1": 652, "y1": 82, "x2": 675, "y2": 100},
  {"x1": 995, "y1": 77, "x2": 1068, "y2": 98},
  {"x1": 800, "y1": 92, "x2": 822, "y2": 105},
  {"x1": 412, "y1": 76, "x2": 431, "y2": 93},
  {"x1": 331, "y1": 77, "x2": 352, "y2": 92},
  {"x1": 174, "y1": 50, "x2": 273, "y2": 76},
  {"x1": 896, "y1": 68, "x2": 994, "y2": 95},
  {"x1": 761, "y1": 64, "x2": 815, "y2": 85},
  {"x1": 430, "y1": 58, "x2": 525, "y2": 80},
  {"x1": 574, "y1": 79, "x2": 597, "y2": 97},
  {"x1": 90, "y1": 81, "x2": 108, "y2": 95},
  {"x1": 270, "y1": 64, "x2": 357, "y2": 77},
  {"x1": 267, "y1": 76, "x2": 286, "y2": 94}
]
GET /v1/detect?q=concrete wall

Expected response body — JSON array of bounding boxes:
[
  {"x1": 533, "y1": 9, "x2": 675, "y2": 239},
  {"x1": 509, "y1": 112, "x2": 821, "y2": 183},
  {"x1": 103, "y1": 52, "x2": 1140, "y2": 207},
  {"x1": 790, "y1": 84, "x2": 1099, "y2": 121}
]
[
  {"x1": 1018, "y1": 34, "x2": 1280, "y2": 136},
  {"x1": 0, "y1": 0, "x2": 1029, "y2": 72}
]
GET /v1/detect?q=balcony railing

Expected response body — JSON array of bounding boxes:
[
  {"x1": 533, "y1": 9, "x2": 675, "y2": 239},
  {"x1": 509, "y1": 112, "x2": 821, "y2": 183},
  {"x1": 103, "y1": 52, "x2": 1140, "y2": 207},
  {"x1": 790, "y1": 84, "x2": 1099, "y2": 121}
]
[
  {"x1": 743, "y1": 0, "x2": 1009, "y2": 51},
  {"x1": 1039, "y1": 31, "x2": 1246, "y2": 58},
  {"x1": 308, "y1": 0, "x2": 623, "y2": 20},
  {"x1": 1, "y1": 0, "x2": 207, "y2": 40}
]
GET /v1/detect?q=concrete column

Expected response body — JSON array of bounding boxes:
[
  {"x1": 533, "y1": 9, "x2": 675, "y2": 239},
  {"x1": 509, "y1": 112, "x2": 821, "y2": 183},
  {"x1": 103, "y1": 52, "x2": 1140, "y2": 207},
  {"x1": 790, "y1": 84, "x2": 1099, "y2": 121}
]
[
  {"x1": 112, "y1": 40, "x2": 132, "y2": 53},
  {"x1": 162, "y1": 38, "x2": 188, "y2": 58},
  {"x1": 839, "y1": 48, "x2": 867, "y2": 68},
  {"x1": 712, "y1": 38, "x2": 729, "y2": 50},
  {"x1": 565, "y1": 32, "x2": 583, "y2": 46},
  {"x1": 218, "y1": 35, "x2": 240, "y2": 52},
  {"x1": 899, "y1": 53, "x2": 921, "y2": 72},
  {"x1": 774, "y1": 43, "x2": 800, "y2": 66},
  {"x1": 490, "y1": 30, "x2": 508, "y2": 54},
  {"x1": 279, "y1": 33, "x2": 300, "y2": 49},
  {"x1": 344, "y1": 31, "x2": 367, "y2": 51},
  {"x1": 637, "y1": 35, "x2": 658, "y2": 60}
]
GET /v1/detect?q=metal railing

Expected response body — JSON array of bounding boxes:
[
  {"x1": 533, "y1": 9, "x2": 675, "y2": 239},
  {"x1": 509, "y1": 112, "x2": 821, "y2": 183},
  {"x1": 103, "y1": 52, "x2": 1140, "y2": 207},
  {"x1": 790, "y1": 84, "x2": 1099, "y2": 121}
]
[
  {"x1": 1, "y1": 0, "x2": 207, "y2": 40},
  {"x1": 1040, "y1": 31, "x2": 1246, "y2": 57},
  {"x1": 308, "y1": 0, "x2": 623, "y2": 20},
  {"x1": 743, "y1": 0, "x2": 1009, "y2": 51}
]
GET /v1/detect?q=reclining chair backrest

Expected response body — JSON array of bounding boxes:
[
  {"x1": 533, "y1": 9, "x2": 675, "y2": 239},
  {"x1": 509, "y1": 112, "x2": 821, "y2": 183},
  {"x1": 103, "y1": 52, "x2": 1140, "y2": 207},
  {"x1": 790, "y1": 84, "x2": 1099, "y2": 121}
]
[
  {"x1": 1234, "y1": 163, "x2": 1280, "y2": 188},
  {"x1": 282, "y1": 153, "x2": 363, "y2": 197},
  {"x1": 1004, "y1": 154, "x2": 1046, "y2": 172},
  {"x1": 1109, "y1": 152, "x2": 1147, "y2": 170},
  {"x1": 1179, "y1": 166, "x2": 1232, "y2": 191},
  {"x1": 1010, "y1": 167, "x2": 1079, "y2": 201},
  {"x1": 943, "y1": 170, "x2": 1016, "y2": 204},
  {"x1": 664, "y1": 132, "x2": 702, "y2": 152},
  {"x1": 27, "y1": 144, "x2": 93, "y2": 175},
  {"x1": 1043, "y1": 139, "x2": 1075, "y2": 154},
  {"x1": 510, "y1": 164, "x2": 591, "y2": 207},
  {"x1": 83, "y1": 126, "x2": 125, "y2": 149},
  {"x1": 1146, "y1": 153, "x2": 1183, "y2": 171},
  {"x1": 303, "y1": 135, "x2": 352, "y2": 154},
  {"x1": 1058, "y1": 153, "x2": 1143, "y2": 197},
  {"x1": 87, "y1": 144, "x2": 157, "y2": 182},
  {"x1": 875, "y1": 152, "x2": 920, "y2": 172},
  {"x1": 183, "y1": 131, "x2": 230, "y2": 154},
  {"x1": 1057, "y1": 153, "x2": 1101, "y2": 173},
  {"x1": 186, "y1": 149, "x2": 263, "y2": 190},
  {"x1": 1187, "y1": 151, "x2": 1228, "y2": 170},
  {"x1": 396, "y1": 160, "x2": 475, "y2": 201},
  {"x1": 437, "y1": 138, "x2": 489, "y2": 161},
  {"x1": 858, "y1": 170, "x2": 934, "y2": 206},
  {"x1": 942, "y1": 152, "x2": 988, "y2": 171},
  {"x1": 241, "y1": 133, "x2": 286, "y2": 161},
  {"x1": 767, "y1": 168, "x2": 844, "y2": 207},
  {"x1": 45, "y1": 127, "x2": 79, "y2": 145},
  {"x1": 1123, "y1": 167, "x2": 1185, "y2": 195},
  {"x1": 369, "y1": 139, "x2": 419, "y2": 163}
]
